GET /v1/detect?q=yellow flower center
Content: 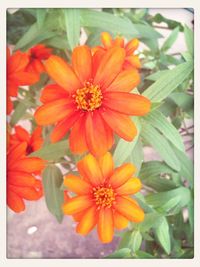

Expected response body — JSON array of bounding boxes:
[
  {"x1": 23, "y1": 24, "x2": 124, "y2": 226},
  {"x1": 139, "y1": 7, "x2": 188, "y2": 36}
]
[
  {"x1": 93, "y1": 185, "x2": 116, "y2": 208},
  {"x1": 73, "y1": 81, "x2": 103, "y2": 111}
]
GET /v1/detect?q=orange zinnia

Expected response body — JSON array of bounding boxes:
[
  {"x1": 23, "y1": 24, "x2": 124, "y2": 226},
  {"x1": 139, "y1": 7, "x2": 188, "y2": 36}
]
[
  {"x1": 7, "y1": 142, "x2": 45, "y2": 213},
  {"x1": 10, "y1": 125, "x2": 43, "y2": 155},
  {"x1": 94, "y1": 32, "x2": 142, "y2": 70},
  {"x1": 26, "y1": 44, "x2": 52, "y2": 76},
  {"x1": 7, "y1": 47, "x2": 38, "y2": 114},
  {"x1": 35, "y1": 45, "x2": 151, "y2": 157},
  {"x1": 62, "y1": 153, "x2": 144, "y2": 243}
]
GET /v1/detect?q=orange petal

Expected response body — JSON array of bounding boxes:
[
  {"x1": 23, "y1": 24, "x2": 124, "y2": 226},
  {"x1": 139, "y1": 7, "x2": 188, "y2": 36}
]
[
  {"x1": 98, "y1": 152, "x2": 114, "y2": 179},
  {"x1": 7, "y1": 50, "x2": 29, "y2": 74},
  {"x1": 114, "y1": 196, "x2": 145, "y2": 222},
  {"x1": 8, "y1": 184, "x2": 42, "y2": 200},
  {"x1": 9, "y1": 71, "x2": 39, "y2": 85},
  {"x1": 76, "y1": 206, "x2": 98, "y2": 235},
  {"x1": 85, "y1": 111, "x2": 114, "y2": 157},
  {"x1": 109, "y1": 163, "x2": 136, "y2": 188},
  {"x1": 8, "y1": 142, "x2": 27, "y2": 167},
  {"x1": 44, "y1": 55, "x2": 81, "y2": 93},
  {"x1": 101, "y1": 32, "x2": 113, "y2": 48},
  {"x1": 125, "y1": 38, "x2": 139, "y2": 56},
  {"x1": 7, "y1": 97, "x2": 13, "y2": 115},
  {"x1": 7, "y1": 80, "x2": 18, "y2": 97},
  {"x1": 40, "y1": 84, "x2": 69, "y2": 103},
  {"x1": 34, "y1": 99, "x2": 74, "y2": 126},
  {"x1": 116, "y1": 177, "x2": 142, "y2": 195},
  {"x1": 11, "y1": 158, "x2": 45, "y2": 173},
  {"x1": 8, "y1": 171, "x2": 36, "y2": 187},
  {"x1": 14, "y1": 126, "x2": 30, "y2": 143},
  {"x1": 113, "y1": 211, "x2": 129, "y2": 230},
  {"x1": 104, "y1": 92, "x2": 151, "y2": 116},
  {"x1": 77, "y1": 154, "x2": 104, "y2": 185},
  {"x1": 101, "y1": 109, "x2": 137, "y2": 141},
  {"x1": 92, "y1": 49, "x2": 106, "y2": 78},
  {"x1": 72, "y1": 45, "x2": 92, "y2": 84},
  {"x1": 50, "y1": 111, "x2": 80, "y2": 143},
  {"x1": 94, "y1": 47, "x2": 125, "y2": 90},
  {"x1": 7, "y1": 190, "x2": 25, "y2": 213},
  {"x1": 106, "y1": 68, "x2": 140, "y2": 92},
  {"x1": 97, "y1": 208, "x2": 114, "y2": 243},
  {"x1": 62, "y1": 195, "x2": 92, "y2": 215},
  {"x1": 124, "y1": 55, "x2": 141, "y2": 69},
  {"x1": 69, "y1": 115, "x2": 88, "y2": 154},
  {"x1": 113, "y1": 36, "x2": 124, "y2": 47},
  {"x1": 73, "y1": 210, "x2": 86, "y2": 222},
  {"x1": 30, "y1": 59, "x2": 45, "y2": 74},
  {"x1": 63, "y1": 174, "x2": 91, "y2": 195}
]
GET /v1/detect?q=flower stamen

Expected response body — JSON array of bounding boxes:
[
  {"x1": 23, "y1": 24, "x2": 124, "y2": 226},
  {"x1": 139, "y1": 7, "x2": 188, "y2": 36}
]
[{"x1": 93, "y1": 185, "x2": 115, "y2": 208}]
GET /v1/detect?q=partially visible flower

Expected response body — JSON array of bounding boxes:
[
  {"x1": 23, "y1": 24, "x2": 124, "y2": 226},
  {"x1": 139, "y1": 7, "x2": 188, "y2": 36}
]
[
  {"x1": 26, "y1": 44, "x2": 52, "y2": 76},
  {"x1": 62, "y1": 153, "x2": 144, "y2": 243},
  {"x1": 7, "y1": 47, "x2": 38, "y2": 114},
  {"x1": 34, "y1": 45, "x2": 151, "y2": 157},
  {"x1": 7, "y1": 142, "x2": 45, "y2": 213},
  {"x1": 94, "y1": 32, "x2": 141, "y2": 70},
  {"x1": 10, "y1": 125, "x2": 43, "y2": 155}
]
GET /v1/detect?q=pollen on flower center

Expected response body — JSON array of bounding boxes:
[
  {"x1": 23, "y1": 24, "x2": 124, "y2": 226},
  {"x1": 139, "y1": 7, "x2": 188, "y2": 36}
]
[
  {"x1": 73, "y1": 81, "x2": 103, "y2": 111},
  {"x1": 93, "y1": 185, "x2": 116, "y2": 208}
]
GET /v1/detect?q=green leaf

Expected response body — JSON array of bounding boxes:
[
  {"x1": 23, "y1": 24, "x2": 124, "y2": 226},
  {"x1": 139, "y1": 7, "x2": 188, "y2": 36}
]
[
  {"x1": 29, "y1": 140, "x2": 68, "y2": 161},
  {"x1": 154, "y1": 217, "x2": 171, "y2": 254},
  {"x1": 169, "y1": 92, "x2": 194, "y2": 114},
  {"x1": 131, "y1": 230, "x2": 142, "y2": 252},
  {"x1": 42, "y1": 165, "x2": 64, "y2": 223},
  {"x1": 138, "y1": 212, "x2": 162, "y2": 232},
  {"x1": 161, "y1": 27, "x2": 179, "y2": 51},
  {"x1": 184, "y1": 25, "x2": 194, "y2": 55},
  {"x1": 144, "y1": 110, "x2": 185, "y2": 152},
  {"x1": 113, "y1": 118, "x2": 141, "y2": 166},
  {"x1": 145, "y1": 70, "x2": 169, "y2": 81},
  {"x1": 135, "y1": 250, "x2": 154, "y2": 258},
  {"x1": 36, "y1": 8, "x2": 46, "y2": 28},
  {"x1": 105, "y1": 248, "x2": 131, "y2": 259},
  {"x1": 63, "y1": 9, "x2": 80, "y2": 51},
  {"x1": 10, "y1": 101, "x2": 27, "y2": 126},
  {"x1": 128, "y1": 138, "x2": 143, "y2": 176},
  {"x1": 141, "y1": 123, "x2": 181, "y2": 171},
  {"x1": 143, "y1": 61, "x2": 193, "y2": 102}
]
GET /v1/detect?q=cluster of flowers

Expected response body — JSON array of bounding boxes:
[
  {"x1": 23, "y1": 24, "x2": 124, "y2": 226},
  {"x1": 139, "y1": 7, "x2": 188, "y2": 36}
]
[{"x1": 7, "y1": 32, "x2": 151, "y2": 243}]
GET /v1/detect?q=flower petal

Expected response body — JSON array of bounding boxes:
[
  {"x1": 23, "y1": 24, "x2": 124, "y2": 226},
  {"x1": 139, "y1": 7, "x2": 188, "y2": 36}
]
[
  {"x1": 97, "y1": 208, "x2": 114, "y2": 243},
  {"x1": 109, "y1": 163, "x2": 136, "y2": 188},
  {"x1": 9, "y1": 71, "x2": 39, "y2": 85},
  {"x1": 8, "y1": 171, "x2": 36, "y2": 187},
  {"x1": 34, "y1": 99, "x2": 74, "y2": 126},
  {"x1": 8, "y1": 184, "x2": 42, "y2": 200},
  {"x1": 11, "y1": 158, "x2": 45, "y2": 173},
  {"x1": 98, "y1": 152, "x2": 114, "y2": 179},
  {"x1": 104, "y1": 92, "x2": 151, "y2": 116},
  {"x1": 92, "y1": 49, "x2": 106, "y2": 78},
  {"x1": 125, "y1": 38, "x2": 139, "y2": 56},
  {"x1": 113, "y1": 211, "x2": 129, "y2": 230},
  {"x1": 116, "y1": 177, "x2": 142, "y2": 195},
  {"x1": 77, "y1": 154, "x2": 104, "y2": 185},
  {"x1": 114, "y1": 196, "x2": 144, "y2": 222},
  {"x1": 85, "y1": 111, "x2": 114, "y2": 157},
  {"x1": 14, "y1": 126, "x2": 30, "y2": 143},
  {"x1": 62, "y1": 195, "x2": 92, "y2": 215},
  {"x1": 40, "y1": 84, "x2": 69, "y2": 103},
  {"x1": 76, "y1": 206, "x2": 98, "y2": 235},
  {"x1": 94, "y1": 47, "x2": 125, "y2": 89},
  {"x1": 7, "y1": 50, "x2": 29, "y2": 74},
  {"x1": 72, "y1": 45, "x2": 92, "y2": 84},
  {"x1": 63, "y1": 174, "x2": 91, "y2": 195},
  {"x1": 101, "y1": 32, "x2": 113, "y2": 48},
  {"x1": 7, "y1": 190, "x2": 25, "y2": 213},
  {"x1": 124, "y1": 55, "x2": 141, "y2": 69},
  {"x1": 106, "y1": 69, "x2": 140, "y2": 92},
  {"x1": 8, "y1": 142, "x2": 27, "y2": 167},
  {"x1": 44, "y1": 55, "x2": 81, "y2": 92},
  {"x1": 101, "y1": 109, "x2": 137, "y2": 141}
]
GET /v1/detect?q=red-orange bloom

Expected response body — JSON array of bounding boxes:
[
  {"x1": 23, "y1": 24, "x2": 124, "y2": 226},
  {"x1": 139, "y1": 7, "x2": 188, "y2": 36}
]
[
  {"x1": 34, "y1": 45, "x2": 151, "y2": 157},
  {"x1": 26, "y1": 44, "x2": 52, "y2": 76},
  {"x1": 7, "y1": 142, "x2": 45, "y2": 213},
  {"x1": 10, "y1": 125, "x2": 43, "y2": 155},
  {"x1": 94, "y1": 32, "x2": 142, "y2": 70},
  {"x1": 62, "y1": 153, "x2": 144, "y2": 243},
  {"x1": 7, "y1": 47, "x2": 38, "y2": 114}
]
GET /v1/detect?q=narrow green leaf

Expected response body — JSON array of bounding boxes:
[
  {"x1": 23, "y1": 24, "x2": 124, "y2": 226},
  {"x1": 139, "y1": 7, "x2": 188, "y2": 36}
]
[
  {"x1": 113, "y1": 118, "x2": 141, "y2": 166},
  {"x1": 184, "y1": 25, "x2": 194, "y2": 55},
  {"x1": 143, "y1": 61, "x2": 193, "y2": 102},
  {"x1": 131, "y1": 230, "x2": 142, "y2": 253},
  {"x1": 161, "y1": 27, "x2": 179, "y2": 51},
  {"x1": 144, "y1": 110, "x2": 185, "y2": 152},
  {"x1": 169, "y1": 92, "x2": 194, "y2": 114},
  {"x1": 42, "y1": 165, "x2": 64, "y2": 223},
  {"x1": 135, "y1": 250, "x2": 154, "y2": 258},
  {"x1": 138, "y1": 212, "x2": 162, "y2": 232},
  {"x1": 154, "y1": 217, "x2": 171, "y2": 254},
  {"x1": 141, "y1": 123, "x2": 181, "y2": 171},
  {"x1": 29, "y1": 140, "x2": 68, "y2": 161},
  {"x1": 10, "y1": 101, "x2": 27, "y2": 126},
  {"x1": 128, "y1": 138, "x2": 143, "y2": 176},
  {"x1": 63, "y1": 9, "x2": 80, "y2": 50},
  {"x1": 105, "y1": 248, "x2": 131, "y2": 259},
  {"x1": 36, "y1": 8, "x2": 46, "y2": 28},
  {"x1": 145, "y1": 70, "x2": 169, "y2": 81}
]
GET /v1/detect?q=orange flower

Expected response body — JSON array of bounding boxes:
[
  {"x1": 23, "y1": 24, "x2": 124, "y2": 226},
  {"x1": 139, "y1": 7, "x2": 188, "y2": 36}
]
[
  {"x1": 94, "y1": 32, "x2": 142, "y2": 70},
  {"x1": 62, "y1": 153, "x2": 144, "y2": 243},
  {"x1": 35, "y1": 45, "x2": 151, "y2": 157},
  {"x1": 10, "y1": 125, "x2": 43, "y2": 155},
  {"x1": 7, "y1": 142, "x2": 45, "y2": 213},
  {"x1": 26, "y1": 44, "x2": 52, "y2": 76},
  {"x1": 7, "y1": 47, "x2": 38, "y2": 114}
]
